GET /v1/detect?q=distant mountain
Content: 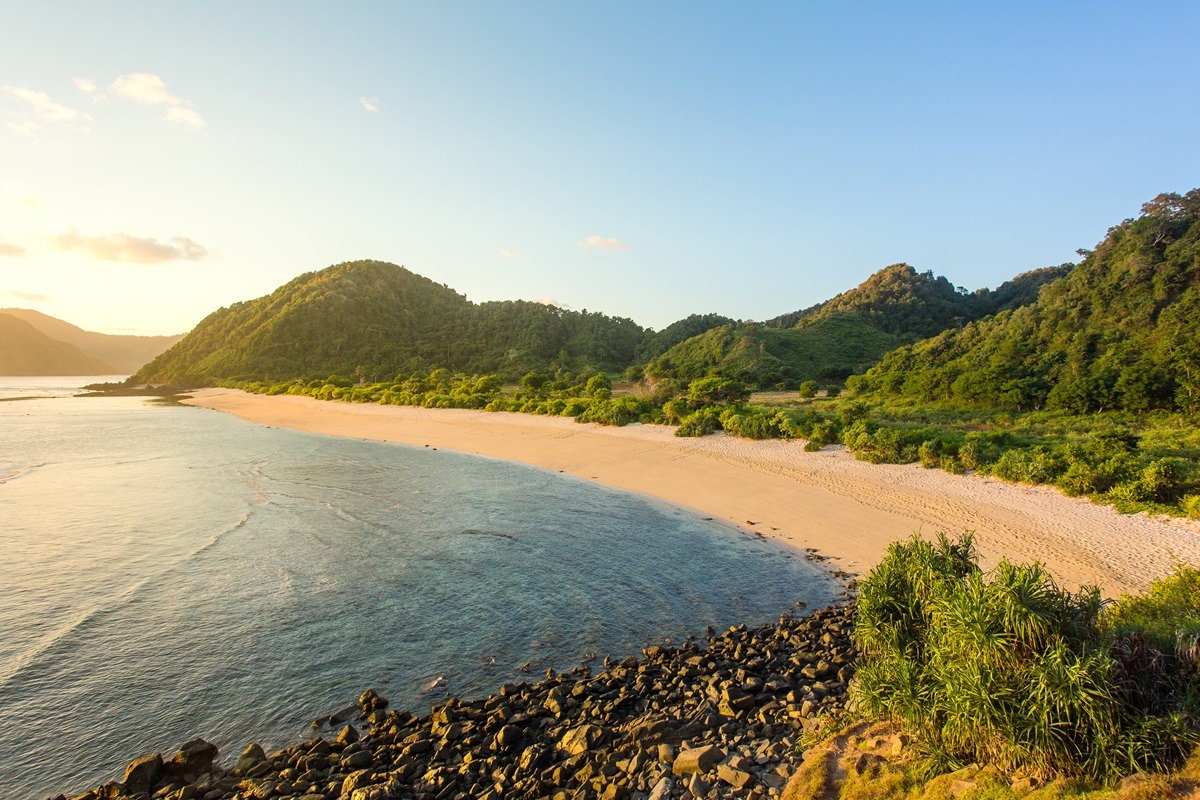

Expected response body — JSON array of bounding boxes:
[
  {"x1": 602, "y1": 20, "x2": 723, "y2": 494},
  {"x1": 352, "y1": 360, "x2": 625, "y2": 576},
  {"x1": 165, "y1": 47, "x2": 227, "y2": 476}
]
[
  {"x1": 135, "y1": 260, "x2": 648, "y2": 384},
  {"x1": 0, "y1": 308, "x2": 184, "y2": 373},
  {"x1": 0, "y1": 314, "x2": 118, "y2": 375},
  {"x1": 644, "y1": 264, "x2": 1068, "y2": 388},
  {"x1": 850, "y1": 190, "x2": 1200, "y2": 413}
]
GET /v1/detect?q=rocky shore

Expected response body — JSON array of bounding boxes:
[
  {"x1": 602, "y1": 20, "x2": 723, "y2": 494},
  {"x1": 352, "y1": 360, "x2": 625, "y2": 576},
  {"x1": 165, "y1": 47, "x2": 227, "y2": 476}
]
[{"x1": 48, "y1": 603, "x2": 856, "y2": 800}]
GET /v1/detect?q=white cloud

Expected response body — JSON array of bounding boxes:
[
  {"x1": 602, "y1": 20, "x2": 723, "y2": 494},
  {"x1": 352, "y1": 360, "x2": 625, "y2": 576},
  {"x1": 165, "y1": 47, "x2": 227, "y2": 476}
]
[
  {"x1": 111, "y1": 73, "x2": 177, "y2": 105},
  {"x1": 110, "y1": 73, "x2": 206, "y2": 130},
  {"x1": 4, "y1": 289, "x2": 48, "y2": 301},
  {"x1": 0, "y1": 241, "x2": 28, "y2": 257},
  {"x1": 533, "y1": 296, "x2": 559, "y2": 307},
  {"x1": 3, "y1": 180, "x2": 42, "y2": 207},
  {"x1": 163, "y1": 107, "x2": 205, "y2": 130},
  {"x1": 499, "y1": 248, "x2": 519, "y2": 260},
  {"x1": 50, "y1": 229, "x2": 209, "y2": 264},
  {"x1": 6, "y1": 119, "x2": 38, "y2": 138},
  {"x1": 577, "y1": 235, "x2": 629, "y2": 254},
  {"x1": 74, "y1": 77, "x2": 97, "y2": 94},
  {"x1": 360, "y1": 96, "x2": 379, "y2": 112},
  {"x1": 3, "y1": 87, "x2": 92, "y2": 135}
]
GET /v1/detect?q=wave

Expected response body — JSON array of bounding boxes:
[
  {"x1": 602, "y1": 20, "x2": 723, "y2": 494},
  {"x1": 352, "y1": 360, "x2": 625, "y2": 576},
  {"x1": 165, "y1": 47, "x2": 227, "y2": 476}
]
[
  {"x1": 0, "y1": 511, "x2": 253, "y2": 692},
  {"x1": 459, "y1": 528, "x2": 517, "y2": 542}
]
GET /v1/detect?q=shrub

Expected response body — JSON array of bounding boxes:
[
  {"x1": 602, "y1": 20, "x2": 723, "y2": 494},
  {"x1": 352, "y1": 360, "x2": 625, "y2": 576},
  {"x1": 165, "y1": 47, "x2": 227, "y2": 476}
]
[
  {"x1": 676, "y1": 407, "x2": 723, "y2": 437},
  {"x1": 577, "y1": 395, "x2": 647, "y2": 426},
  {"x1": 852, "y1": 534, "x2": 1200, "y2": 781},
  {"x1": 1182, "y1": 495, "x2": 1200, "y2": 519},
  {"x1": 719, "y1": 407, "x2": 785, "y2": 439}
]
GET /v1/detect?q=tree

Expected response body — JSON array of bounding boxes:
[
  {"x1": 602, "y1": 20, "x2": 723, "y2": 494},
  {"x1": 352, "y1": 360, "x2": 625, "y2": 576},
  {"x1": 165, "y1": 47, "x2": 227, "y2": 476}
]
[
  {"x1": 687, "y1": 375, "x2": 750, "y2": 408},
  {"x1": 585, "y1": 372, "x2": 612, "y2": 400}
]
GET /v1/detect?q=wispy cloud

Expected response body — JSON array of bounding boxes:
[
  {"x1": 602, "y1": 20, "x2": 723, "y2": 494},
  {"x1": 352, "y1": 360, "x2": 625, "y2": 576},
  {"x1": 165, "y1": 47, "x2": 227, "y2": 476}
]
[
  {"x1": 6, "y1": 119, "x2": 38, "y2": 138},
  {"x1": 111, "y1": 73, "x2": 177, "y2": 105},
  {"x1": 499, "y1": 248, "x2": 519, "y2": 260},
  {"x1": 3, "y1": 86, "x2": 92, "y2": 136},
  {"x1": 3, "y1": 180, "x2": 41, "y2": 207},
  {"x1": 360, "y1": 96, "x2": 380, "y2": 113},
  {"x1": 0, "y1": 241, "x2": 28, "y2": 257},
  {"x1": 111, "y1": 73, "x2": 206, "y2": 130},
  {"x1": 162, "y1": 107, "x2": 205, "y2": 130},
  {"x1": 533, "y1": 296, "x2": 560, "y2": 307},
  {"x1": 4, "y1": 289, "x2": 49, "y2": 301},
  {"x1": 74, "y1": 77, "x2": 97, "y2": 94},
  {"x1": 50, "y1": 229, "x2": 208, "y2": 264},
  {"x1": 4, "y1": 87, "x2": 91, "y2": 124},
  {"x1": 577, "y1": 235, "x2": 629, "y2": 254}
]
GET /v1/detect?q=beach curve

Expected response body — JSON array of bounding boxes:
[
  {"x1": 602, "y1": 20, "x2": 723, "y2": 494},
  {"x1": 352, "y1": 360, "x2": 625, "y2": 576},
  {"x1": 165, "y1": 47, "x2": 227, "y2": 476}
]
[{"x1": 181, "y1": 388, "x2": 1200, "y2": 596}]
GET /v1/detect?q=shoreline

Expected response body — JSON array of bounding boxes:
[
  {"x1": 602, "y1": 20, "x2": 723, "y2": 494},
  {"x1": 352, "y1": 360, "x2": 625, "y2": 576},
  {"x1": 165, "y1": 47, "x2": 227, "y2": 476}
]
[
  {"x1": 181, "y1": 388, "x2": 1200, "y2": 596},
  {"x1": 58, "y1": 603, "x2": 858, "y2": 800}
]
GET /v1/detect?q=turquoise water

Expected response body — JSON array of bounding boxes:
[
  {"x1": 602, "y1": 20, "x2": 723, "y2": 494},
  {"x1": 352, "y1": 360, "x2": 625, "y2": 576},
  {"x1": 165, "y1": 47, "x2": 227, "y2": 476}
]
[{"x1": 0, "y1": 380, "x2": 837, "y2": 799}]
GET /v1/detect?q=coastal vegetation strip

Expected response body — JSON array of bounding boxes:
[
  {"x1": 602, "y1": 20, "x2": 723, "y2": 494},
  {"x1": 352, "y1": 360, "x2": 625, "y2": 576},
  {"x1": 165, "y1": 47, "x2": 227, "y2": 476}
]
[{"x1": 120, "y1": 191, "x2": 1200, "y2": 521}]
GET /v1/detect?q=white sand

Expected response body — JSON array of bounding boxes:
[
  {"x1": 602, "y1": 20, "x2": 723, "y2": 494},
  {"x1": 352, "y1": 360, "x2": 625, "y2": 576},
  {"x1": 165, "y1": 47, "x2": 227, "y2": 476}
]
[{"x1": 183, "y1": 388, "x2": 1200, "y2": 596}]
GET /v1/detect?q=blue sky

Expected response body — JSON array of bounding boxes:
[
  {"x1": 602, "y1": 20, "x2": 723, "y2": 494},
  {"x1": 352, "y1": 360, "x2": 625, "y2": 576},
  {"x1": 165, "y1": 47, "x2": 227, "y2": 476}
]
[{"x1": 2, "y1": 2, "x2": 1198, "y2": 334}]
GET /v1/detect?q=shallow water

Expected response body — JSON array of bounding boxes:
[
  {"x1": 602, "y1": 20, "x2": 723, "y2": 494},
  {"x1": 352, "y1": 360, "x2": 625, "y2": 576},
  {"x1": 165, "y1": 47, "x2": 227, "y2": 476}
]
[{"x1": 0, "y1": 381, "x2": 837, "y2": 799}]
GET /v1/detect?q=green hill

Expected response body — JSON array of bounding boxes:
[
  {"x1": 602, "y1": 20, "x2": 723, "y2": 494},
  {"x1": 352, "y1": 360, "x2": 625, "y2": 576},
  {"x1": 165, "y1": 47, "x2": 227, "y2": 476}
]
[
  {"x1": 0, "y1": 308, "x2": 184, "y2": 373},
  {"x1": 766, "y1": 262, "x2": 1068, "y2": 334},
  {"x1": 849, "y1": 190, "x2": 1200, "y2": 413},
  {"x1": 0, "y1": 314, "x2": 119, "y2": 375},
  {"x1": 644, "y1": 264, "x2": 1068, "y2": 389},
  {"x1": 135, "y1": 260, "x2": 647, "y2": 384},
  {"x1": 634, "y1": 313, "x2": 737, "y2": 362},
  {"x1": 644, "y1": 315, "x2": 903, "y2": 387}
]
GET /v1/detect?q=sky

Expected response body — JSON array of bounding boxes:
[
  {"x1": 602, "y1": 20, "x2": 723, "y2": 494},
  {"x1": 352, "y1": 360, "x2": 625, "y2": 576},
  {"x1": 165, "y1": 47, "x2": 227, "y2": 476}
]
[{"x1": 2, "y1": 2, "x2": 1198, "y2": 336}]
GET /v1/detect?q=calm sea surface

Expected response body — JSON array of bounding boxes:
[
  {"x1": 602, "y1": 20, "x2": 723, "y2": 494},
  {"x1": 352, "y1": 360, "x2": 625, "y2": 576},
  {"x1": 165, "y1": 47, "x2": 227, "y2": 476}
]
[{"x1": 0, "y1": 378, "x2": 837, "y2": 799}]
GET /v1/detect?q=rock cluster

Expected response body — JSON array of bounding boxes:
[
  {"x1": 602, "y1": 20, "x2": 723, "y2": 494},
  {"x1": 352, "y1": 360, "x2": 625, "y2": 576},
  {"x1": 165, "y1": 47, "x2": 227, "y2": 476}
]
[{"x1": 50, "y1": 603, "x2": 856, "y2": 800}]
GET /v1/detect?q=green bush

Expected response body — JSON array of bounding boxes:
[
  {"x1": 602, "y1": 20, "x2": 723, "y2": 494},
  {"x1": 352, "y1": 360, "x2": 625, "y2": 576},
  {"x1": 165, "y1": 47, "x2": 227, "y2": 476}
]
[
  {"x1": 719, "y1": 407, "x2": 786, "y2": 439},
  {"x1": 676, "y1": 407, "x2": 723, "y2": 437},
  {"x1": 853, "y1": 534, "x2": 1200, "y2": 781}
]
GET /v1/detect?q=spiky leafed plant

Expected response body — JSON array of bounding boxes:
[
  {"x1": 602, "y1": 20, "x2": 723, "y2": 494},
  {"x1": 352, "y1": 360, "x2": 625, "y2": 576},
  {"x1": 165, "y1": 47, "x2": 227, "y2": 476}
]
[{"x1": 851, "y1": 534, "x2": 1200, "y2": 782}]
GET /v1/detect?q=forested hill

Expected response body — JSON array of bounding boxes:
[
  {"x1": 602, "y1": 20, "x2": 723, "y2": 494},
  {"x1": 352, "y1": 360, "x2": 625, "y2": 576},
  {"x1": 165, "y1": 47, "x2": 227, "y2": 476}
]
[
  {"x1": 765, "y1": 263, "x2": 1069, "y2": 334},
  {"x1": 134, "y1": 260, "x2": 648, "y2": 384},
  {"x1": 0, "y1": 314, "x2": 118, "y2": 375},
  {"x1": 849, "y1": 190, "x2": 1200, "y2": 412},
  {"x1": 642, "y1": 264, "x2": 1069, "y2": 389}
]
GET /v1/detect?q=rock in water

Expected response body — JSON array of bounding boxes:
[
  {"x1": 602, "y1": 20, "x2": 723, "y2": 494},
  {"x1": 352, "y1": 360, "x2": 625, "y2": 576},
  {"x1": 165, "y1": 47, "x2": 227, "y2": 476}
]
[
  {"x1": 336, "y1": 724, "x2": 360, "y2": 746},
  {"x1": 122, "y1": 753, "x2": 162, "y2": 794},
  {"x1": 236, "y1": 742, "x2": 267, "y2": 771},
  {"x1": 164, "y1": 738, "x2": 217, "y2": 780}
]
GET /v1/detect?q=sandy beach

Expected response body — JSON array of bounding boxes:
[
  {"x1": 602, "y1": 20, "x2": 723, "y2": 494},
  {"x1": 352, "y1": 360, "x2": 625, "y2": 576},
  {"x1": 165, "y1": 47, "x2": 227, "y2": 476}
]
[{"x1": 183, "y1": 388, "x2": 1200, "y2": 596}]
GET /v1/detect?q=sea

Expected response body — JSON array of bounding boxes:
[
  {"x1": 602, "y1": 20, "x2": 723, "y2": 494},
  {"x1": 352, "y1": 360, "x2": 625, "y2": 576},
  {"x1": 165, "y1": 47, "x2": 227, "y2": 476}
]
[{"x1": 0, "y1": 377, "x2": 838, "y2": 800}]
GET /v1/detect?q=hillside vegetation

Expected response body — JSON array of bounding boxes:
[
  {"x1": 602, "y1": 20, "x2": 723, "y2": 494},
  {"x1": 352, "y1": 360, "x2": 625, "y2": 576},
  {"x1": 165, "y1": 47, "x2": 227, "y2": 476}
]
[
  {"x1": 642, "y1": 315, "x2": 903, "y2": 387},
  {"x1": 851, "y1": 191, "x2": 1200, "y2": 414},
  {"x1": 141, "y1": 257, "x2": 1062, "y2": 391},
  {"x1": 135, "y1": 261, "x2": 647, "y2": 384},
  {"x1": 0, "y1": 314, "x2": 118, "y2": 375},
  {"x1": 644, "y1": 264, "x2": 1067, "y2": 388}
]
